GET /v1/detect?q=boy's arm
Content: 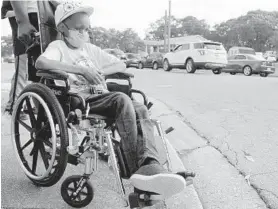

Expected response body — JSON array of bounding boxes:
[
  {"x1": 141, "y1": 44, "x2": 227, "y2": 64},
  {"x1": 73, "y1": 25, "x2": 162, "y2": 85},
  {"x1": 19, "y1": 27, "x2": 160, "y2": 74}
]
[
  {"x1": 92, "y1": 46, "x2": 127, "y2": 76},
  {"x1": 35, "y1": 43, "x2": 105, "y2": 85}
]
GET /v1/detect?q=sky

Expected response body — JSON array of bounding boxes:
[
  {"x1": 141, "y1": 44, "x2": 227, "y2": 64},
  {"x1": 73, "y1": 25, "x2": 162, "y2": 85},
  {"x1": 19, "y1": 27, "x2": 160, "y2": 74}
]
[{"x1": 1, "y1": 0, "x2": 278, "y2": 39}]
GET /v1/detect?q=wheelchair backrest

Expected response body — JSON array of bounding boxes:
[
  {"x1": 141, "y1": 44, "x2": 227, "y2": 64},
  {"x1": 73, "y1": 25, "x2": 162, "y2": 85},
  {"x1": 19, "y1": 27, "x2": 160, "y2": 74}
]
[
  {"x1": 28, "y1": 0, "x2": 60, "y2": 82},
  {"x1": 37, "y1": 0, "x2": 61, "y2": 53}
]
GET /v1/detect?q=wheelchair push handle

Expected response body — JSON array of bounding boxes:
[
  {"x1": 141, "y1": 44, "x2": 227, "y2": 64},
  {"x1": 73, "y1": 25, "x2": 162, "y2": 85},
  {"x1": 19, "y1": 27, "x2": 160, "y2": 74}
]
[{"x1": 26, "y1": 32, "x2": 40, "y2": 53}]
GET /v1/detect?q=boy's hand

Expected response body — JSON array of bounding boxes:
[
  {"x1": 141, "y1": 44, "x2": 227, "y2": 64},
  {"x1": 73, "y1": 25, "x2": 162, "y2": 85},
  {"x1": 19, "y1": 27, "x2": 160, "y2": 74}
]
[{"x1": 83, "y1": 67, "x2": 106, "y2": 85}]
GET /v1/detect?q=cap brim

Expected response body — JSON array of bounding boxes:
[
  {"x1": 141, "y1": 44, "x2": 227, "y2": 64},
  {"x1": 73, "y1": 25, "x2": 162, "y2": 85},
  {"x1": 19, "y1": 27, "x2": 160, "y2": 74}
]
[{"x1": 57, "y1": 6, "x2": 94, "y2": 26}]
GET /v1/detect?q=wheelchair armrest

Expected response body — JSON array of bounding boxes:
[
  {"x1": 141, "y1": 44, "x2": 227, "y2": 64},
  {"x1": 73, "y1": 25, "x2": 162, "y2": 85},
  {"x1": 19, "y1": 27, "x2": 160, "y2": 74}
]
[
  {"x1": 36, "y1": 69, "x2": 69, "y2": 80},
  {"x1": 105, "y1": 72, "x2": 134, "y2": 80}
]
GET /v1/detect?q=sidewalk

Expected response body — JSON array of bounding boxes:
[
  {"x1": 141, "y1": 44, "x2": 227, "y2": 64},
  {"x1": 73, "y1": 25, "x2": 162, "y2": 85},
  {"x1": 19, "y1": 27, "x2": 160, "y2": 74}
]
[{"x1": 1, "y1": 63, "x2": 204, "y2": 209}]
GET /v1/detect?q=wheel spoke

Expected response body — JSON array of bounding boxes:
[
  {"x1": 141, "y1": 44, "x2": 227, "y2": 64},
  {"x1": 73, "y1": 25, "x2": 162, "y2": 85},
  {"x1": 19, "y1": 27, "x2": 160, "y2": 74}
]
[
  {"x1": 32, "y1": 143, "x2": 39, "y2": 174},
  {"x1": 20, "y1": 139, "x2": 33, "y2": 151},
  {"x1": 77, "y1": 194, "x2": 82, "y2": 201},
  {"x1": 36, "y1": 122, "x2": 50, "y2": 136},
  {"x1": 42, "y1": 139, "x2": 52, "y2": 148},
  {"x1": 39, "y1": 142, "x2": 50, "y2": 169},
  {"x1": 17, "y1": 119, "x2": 32, "y2": 132},
  {"x1": 25, "y1": 97, "x2": 37, "y2": 128},
  {"x1": 73, "y1": 181, "x2": 78, "y2": 189},
  {"x1": 79, "y1": 191, "x2": 88, "y2": 196}
]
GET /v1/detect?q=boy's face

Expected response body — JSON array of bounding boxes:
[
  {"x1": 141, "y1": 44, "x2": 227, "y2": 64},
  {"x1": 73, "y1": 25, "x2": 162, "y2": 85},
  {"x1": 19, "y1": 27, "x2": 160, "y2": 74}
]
[{"x1": 63, "y1": 12, "x2": 90, "y2": 36}]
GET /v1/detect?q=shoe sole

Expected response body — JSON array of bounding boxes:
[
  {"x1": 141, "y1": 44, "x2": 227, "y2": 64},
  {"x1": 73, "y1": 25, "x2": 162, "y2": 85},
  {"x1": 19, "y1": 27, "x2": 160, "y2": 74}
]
[{"x1": 130, "y1": 173, "x2": 186, "y2": 199}]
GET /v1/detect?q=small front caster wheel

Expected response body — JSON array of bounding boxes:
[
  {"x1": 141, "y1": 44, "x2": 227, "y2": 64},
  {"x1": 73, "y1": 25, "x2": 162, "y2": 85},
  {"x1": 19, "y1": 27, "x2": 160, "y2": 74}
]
[{"x1": 61, "y1": 175, "x2": 94, "y2": 208}]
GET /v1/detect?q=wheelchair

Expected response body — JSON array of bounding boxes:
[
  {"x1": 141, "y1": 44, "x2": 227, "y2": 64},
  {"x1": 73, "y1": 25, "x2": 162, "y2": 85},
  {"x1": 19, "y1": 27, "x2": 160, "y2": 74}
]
[{"x1": 10, "y1": 1, "x2": 195, "y2": 208}]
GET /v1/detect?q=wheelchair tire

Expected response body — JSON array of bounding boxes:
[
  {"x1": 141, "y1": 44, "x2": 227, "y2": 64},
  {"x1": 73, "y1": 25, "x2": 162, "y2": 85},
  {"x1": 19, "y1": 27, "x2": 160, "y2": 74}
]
[
  {"x1": 61, "y1": 175, "x2": 94, "y2": 208},
  {"x1": 11, "y1": 83, "x2": 69, "y2": 187}
]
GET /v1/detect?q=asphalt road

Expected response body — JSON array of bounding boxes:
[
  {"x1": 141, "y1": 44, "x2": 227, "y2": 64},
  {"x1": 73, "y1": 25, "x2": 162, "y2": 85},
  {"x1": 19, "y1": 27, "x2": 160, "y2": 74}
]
[{"x1": 130, "y1": 66, "x2": 278, "y2": 208}]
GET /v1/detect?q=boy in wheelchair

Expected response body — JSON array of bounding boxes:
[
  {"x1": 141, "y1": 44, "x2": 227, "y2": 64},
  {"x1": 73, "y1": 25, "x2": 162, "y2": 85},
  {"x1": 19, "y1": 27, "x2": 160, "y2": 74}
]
[{"x1": 35, "y1": 1, "x2": 186, "y2": 199}]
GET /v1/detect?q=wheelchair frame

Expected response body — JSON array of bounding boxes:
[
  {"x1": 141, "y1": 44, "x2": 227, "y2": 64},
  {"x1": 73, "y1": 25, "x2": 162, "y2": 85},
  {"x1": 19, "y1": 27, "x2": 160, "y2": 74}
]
[{"x1": 10, "y1": 1, "x2": 195, "y2": 208}]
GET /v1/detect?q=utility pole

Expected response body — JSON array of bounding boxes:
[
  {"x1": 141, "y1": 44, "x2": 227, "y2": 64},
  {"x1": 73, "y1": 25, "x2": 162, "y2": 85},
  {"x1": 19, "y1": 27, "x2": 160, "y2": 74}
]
[
  {"x1": 168, "y1": 0, "x2": 172, "y2": 52},
  {"x1": 164, "y1": 10, "x2": 168, "y2": 53}
]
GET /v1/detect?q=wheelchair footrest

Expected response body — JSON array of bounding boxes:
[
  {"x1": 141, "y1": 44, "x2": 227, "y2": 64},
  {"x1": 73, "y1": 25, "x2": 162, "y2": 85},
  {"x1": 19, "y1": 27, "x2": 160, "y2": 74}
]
[
  {"x1": 129, "y1": 191, "x2": 164, "y2": 208},
  {"x1": 67, "y1": 154, "x2": 79, "y2": 166}
]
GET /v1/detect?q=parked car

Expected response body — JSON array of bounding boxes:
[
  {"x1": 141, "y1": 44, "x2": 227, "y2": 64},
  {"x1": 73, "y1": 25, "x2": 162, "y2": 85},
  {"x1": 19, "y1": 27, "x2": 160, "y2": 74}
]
[
  {"x1": 103, "y1": 48, "x2": 127, "y2": 64},
  {"x1": 163, "y1": 41, "x2": 227, "y2": 74},
  {"x1": 138, "y1": 52, "x2": 163, "y2": 70},
  {"x1": 4, "y1": 56, "x2": 15, "y2": 63},
  {"x1": 264, "y1": 51, "x2": 277, "y2": 62},
  {"x1": 224, "y1": 54, "x2": 275, "y2": 77},
  {"x1": 125, "y1": 53, "x2": 142, "y2": 68},
  {"x1": 228, "y1": 46, "x2": 256, "y2": 57}
]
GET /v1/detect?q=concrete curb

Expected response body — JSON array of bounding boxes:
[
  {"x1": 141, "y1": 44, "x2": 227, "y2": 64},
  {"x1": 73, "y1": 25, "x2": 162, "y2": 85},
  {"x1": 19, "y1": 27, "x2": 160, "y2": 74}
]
[{"x1": 149, "y1": 97, "x2": 204, "y2": 209}]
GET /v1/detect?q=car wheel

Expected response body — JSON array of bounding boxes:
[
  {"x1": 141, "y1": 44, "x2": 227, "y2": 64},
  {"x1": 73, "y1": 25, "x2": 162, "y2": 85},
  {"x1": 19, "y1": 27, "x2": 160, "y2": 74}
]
[
  {"x1": 138, "y1": 62, "x2": 143, "y2": 69},
  {"x1": 186, "y1": 59, "x2": 196, "y2": 73},
  {"x1": 212, "y1": 69, "x2": 222, "y2": 74},
  {"x1": 153, "y1": 62, "x2": 158, "y2": 70},
  {"x1": 260, "y1": 72, "x2": 268, "y2": 77},
  {"x1": 163, "y1": 59, "x2": 172, "y2": 71},
  {"x1": 230, "y1": 72, "x2": 236, "y2": 75},
  {"x1": 243, "y1": 66, "x2": 252, "y2": 76}
]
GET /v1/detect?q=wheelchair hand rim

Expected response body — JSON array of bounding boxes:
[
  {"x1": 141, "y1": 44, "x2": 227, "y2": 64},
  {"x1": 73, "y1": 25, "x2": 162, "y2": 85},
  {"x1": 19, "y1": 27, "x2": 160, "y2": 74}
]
[{"x1": 11, "y1": 92, "x2": 57, "y2": 180}]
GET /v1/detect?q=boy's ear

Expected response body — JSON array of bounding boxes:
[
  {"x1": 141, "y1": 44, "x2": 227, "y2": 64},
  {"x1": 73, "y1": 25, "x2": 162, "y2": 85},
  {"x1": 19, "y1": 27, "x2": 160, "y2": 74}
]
[{"x1": 57, "y1": 22, "x2": 69, "y2": 36}]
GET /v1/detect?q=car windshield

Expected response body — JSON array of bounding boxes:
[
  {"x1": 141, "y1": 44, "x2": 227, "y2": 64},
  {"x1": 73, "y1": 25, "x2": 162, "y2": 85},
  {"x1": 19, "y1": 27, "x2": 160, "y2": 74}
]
[
  {"x1": 203, "y1": 43, "x2": 223, "y2": 50},
  {"x1": 238, "y1": 49, "x2": 256, "y2": 55},
  {"x1": 105, "y1": 49, "x2": 125, "y2": 56},
  {"x1": 151, "y1": 53, "x2": 162, "y2": 58},
  {"x1": 127, "y1": 54, "x2": 140, "y2": 59},
  {"x1": 248, "y1": 55, "x2": 265, "y2": 61}
]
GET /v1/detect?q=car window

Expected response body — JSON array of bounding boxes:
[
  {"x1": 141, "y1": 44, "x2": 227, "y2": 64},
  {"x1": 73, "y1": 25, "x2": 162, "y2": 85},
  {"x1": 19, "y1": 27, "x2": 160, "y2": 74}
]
[
  {"x1": 235, "y1": 55, "x2": 246, "y2": 60},
  {"x1": 194, "y1": 43, "x2": 203, "y2": 49},
  {"x1": 174, "y1": 45, "x2": 182, "y2": 52},
  {"x1": 238, "y1": 49, "x2": 256, "y2": 55},
  {"x1": 127, "y1": 54, "x2": 135, "y2": 59},
  {"x1": 182, "y1": 44, "x2": 190, "y2": 50},
  {"x1": 204, "y1": 43, "x2": 223, "y2": 50}
]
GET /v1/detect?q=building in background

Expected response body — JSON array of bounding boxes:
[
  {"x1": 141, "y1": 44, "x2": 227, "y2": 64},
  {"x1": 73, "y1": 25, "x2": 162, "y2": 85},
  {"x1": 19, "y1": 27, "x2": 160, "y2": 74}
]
[{"x1": 143, "y1": 35, "x2": 208, "y2": 54}]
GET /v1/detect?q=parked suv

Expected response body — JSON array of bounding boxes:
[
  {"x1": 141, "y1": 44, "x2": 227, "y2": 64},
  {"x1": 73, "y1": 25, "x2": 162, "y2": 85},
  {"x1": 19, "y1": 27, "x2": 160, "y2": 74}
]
[{"x1": 163, "y1": 41, "x2": 228, "y2": 74}]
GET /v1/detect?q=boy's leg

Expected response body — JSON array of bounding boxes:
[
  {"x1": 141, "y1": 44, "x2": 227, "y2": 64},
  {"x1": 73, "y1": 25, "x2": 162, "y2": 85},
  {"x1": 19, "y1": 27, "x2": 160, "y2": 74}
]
[
  {"x1": 87, "y1": 92, "x2": 139, "y2": 174},
  {"x1": 132, "y1": 101, "x2": 159, "y2": 167},
  {"x1": 130, "y1": 101, "x2": 186, "y2": 198}
]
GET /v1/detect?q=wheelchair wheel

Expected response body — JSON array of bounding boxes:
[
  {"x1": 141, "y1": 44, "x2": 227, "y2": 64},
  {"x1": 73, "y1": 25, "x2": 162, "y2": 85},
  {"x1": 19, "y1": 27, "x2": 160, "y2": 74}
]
[
  {"x1": 61, "y1": 175, "x2": 94, "y2": 208},
  {"x1": 11, "y1": 83, "x2": 69, "y2": 187}
]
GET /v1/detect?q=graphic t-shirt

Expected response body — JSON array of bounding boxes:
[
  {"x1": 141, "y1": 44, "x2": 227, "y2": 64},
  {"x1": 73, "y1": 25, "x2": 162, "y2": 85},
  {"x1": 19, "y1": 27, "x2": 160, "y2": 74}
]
[{"x1": 40, "y1": 40, "x2": 120, "y2": 98}]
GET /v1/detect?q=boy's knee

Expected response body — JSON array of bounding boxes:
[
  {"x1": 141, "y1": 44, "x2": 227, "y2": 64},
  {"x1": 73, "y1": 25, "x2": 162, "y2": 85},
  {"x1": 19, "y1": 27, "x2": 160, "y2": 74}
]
[
  {"x1": 136, "y1": 105, "x2": 149, "y2": 118},
  {"x1": 114, "y1": 92, "x2": 132, "y2": 106}
]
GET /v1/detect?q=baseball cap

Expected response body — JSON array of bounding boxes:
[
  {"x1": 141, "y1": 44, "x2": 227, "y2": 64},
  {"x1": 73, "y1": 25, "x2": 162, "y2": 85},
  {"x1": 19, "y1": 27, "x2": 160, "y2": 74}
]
[{"x1": 55, "y1": 1, "x2": 94, "y2": 26}]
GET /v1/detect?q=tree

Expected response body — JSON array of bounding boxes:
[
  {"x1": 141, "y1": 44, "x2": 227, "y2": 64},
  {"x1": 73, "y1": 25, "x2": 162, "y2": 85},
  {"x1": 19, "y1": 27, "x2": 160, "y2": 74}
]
[
  {"x1": 146, "y1": 15, "x2": 181, "y2": 40},
  {"x1": 146, "y1": 15, "x2": 210, "y2": 40},
  {"x1": 89, "y1": 27, "x2": 144, "y2": 53},
  {"x1": 213, "y1": 10, "x2": 278, "y2": 51},
  {"x1": 269, "y1": 31, "x2": 278, "y2": 50},
  {"x1": 178, "y1": 16, "x2": 210, "y2": 38}
]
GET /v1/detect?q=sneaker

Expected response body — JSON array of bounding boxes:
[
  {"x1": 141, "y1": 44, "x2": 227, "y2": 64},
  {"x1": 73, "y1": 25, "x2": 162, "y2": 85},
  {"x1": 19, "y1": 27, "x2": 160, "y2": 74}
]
[{"x1": 130, "y1": 161, "x2": 186, "y2": 199}]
